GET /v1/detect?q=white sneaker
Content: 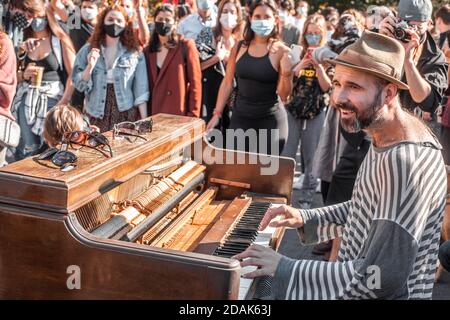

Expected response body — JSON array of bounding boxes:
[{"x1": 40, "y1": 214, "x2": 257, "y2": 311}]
[
  {"x1": 293, "y1": 174, "x2": 305, "y2": 190},
  {"x1": 315, "y1": 179, "x2": 321, "y2": 193}
]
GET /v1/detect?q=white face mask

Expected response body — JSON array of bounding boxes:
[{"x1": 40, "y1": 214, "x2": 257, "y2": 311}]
[
  {"x1": 81, "y1": 7, "x2": 98, "y2": 21},
  {"x1": 297, "y1": 7, "x2": 307, "y2": 16},
  {"x1": 220, "y1": 13, "x2": 237, "y2": 30}
]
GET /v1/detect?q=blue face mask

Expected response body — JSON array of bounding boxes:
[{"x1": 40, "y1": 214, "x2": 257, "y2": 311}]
[
  {"x1": 31, "y1": 17, "x2": 48, "y2": 32},
  {"x1": 251, "y1": 19, "x2": 274, "y2": 37},
  {"x1": 305, "y1": 34, "x2": 321, "y2": 47}
]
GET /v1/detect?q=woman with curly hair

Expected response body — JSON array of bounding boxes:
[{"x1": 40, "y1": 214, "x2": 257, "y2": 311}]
[{"x1": 72, "y1": 5, "x2": 149, "y2": 132}]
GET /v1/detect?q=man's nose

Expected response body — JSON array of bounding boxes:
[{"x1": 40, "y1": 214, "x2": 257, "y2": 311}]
[{"x1": 331, "y1": 88, "x2": 349, "y2": 106}]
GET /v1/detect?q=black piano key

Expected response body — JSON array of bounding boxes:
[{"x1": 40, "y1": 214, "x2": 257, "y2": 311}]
[{"x1": 213, "y1": 201, "x2": 272, "y2": 257}]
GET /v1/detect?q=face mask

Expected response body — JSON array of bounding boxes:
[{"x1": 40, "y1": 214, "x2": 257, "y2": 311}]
[
  {"x1": 31, "y1": 17, "x2": 48, "y2": 32},
  {"x1": 155, "y1": 21, "x2": 173, "y2": 36},
  {"x1": 104, "y1": 23, "x2": 125, "y2": 38},
  {"x1": 251, "y1": 19, "x2": 274, "y2": 37},
  {"x1": 279, "y1": 10, "x2": 287, "y2": 20},
  {"x1": 220, "y1": 13, "x2": 237, "y2": 30},
  {"x1": 197, "y1": 0, "x2": 213, "y2": 11},
  {"x1": 326, "y1": 30, "x2": 334, "y2": 40},
  {"x1": 81, "y1": 8, "x2": 98, "y2": 22},
  {"x1": 297, "y1": 7, "x2": 307, "y2": 16},
  {"x1": 13, "y1": 11, "x2": 33, "y2": 30},
  {"x1": 305, "y1": 34, "x2": 321, "y2": 47},
  {"x1": 125, "y1": 7, "x2": 134, "y2": 19}
]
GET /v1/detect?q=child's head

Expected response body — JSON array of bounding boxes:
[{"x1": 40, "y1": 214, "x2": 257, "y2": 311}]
[{"x1": 44, "y1": 105, "x2": 84, "y2": 147}]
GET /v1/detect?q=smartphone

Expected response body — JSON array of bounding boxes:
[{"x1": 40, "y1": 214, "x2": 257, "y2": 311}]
[{"x1": 290, "y1": 44, "x2": 303, "y2": 65}]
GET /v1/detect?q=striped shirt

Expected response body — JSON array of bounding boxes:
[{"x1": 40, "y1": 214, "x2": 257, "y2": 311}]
[{"x1": 273, "y1": 139, "x2": 447, "y2": 299}]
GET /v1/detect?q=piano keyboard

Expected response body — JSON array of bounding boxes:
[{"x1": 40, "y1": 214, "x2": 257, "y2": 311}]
[
  {"x1": 213, "y1": 202, "x2": 282, "y2": 300},
  {"x1": 213, "y1": 202, "x2": 271, "y2": 258}
]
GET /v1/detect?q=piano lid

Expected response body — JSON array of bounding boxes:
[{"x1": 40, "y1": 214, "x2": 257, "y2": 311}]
[{"x1": 0, "y1": 114, "x2": 204, "y2": 214}]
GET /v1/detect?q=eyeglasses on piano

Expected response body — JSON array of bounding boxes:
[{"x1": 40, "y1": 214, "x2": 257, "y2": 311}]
[
  {"x1": 63, "y1": 130, "x2": 114, "y2": 158},
  {"x1": 113, "y1": 119, "x2": 153, "y2": 142},
  {"x1": 37, "y1": 145, "x2": 78, "y2": 172}
]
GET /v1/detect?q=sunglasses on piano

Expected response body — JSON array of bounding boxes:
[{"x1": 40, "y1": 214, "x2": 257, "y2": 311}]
[
  {"x1": 113, "y1": 119, "x2": 153, "y2": 142},
  {"x1": 63, "y1": 130, "x2": 113, "y2": 158},
  {"x1": 38, "y1": 145, "x2": 78, "y2": 172}
]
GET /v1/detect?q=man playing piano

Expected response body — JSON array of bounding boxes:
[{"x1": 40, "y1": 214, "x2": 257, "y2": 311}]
[{"x1": 233, "y1": 31, "x2": 447, "y2": 300}]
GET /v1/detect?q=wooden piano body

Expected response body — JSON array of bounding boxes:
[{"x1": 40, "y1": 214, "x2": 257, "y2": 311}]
[{"x1": 0, "y1": 114, "x2": 295, "y2": 299}]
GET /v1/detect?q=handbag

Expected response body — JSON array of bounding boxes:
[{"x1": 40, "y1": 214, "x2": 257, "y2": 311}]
[{"x1": 0, "y1": 114, "x2": 20, "y2": 148}]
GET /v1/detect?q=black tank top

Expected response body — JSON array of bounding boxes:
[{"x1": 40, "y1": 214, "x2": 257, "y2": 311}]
[
  {"x1": 234, "y1": 47, "x2": 279, "y2": 118},
  {"x1": 25, "y1": 51, "x2": 61, "y2": 82}
]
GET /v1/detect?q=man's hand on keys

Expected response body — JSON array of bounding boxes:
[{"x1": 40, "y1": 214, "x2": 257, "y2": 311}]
[
  {"x1": 232, "y1": 244, "x2": 283, "y2": 278},
  {"x1": 259, "y1": 204, "x2": 304, "y2": 231}
]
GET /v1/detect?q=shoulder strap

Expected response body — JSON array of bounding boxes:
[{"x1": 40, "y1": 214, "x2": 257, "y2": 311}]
[
  {"x1": 236, "y1": 40, "x2": 244, "y2": 53},
  {"x1": 51, "y1": 35, "x2": 68, "y2": 87},
  {"x1": 51, "y1": 35, "x2": 63, "y2": 70}
]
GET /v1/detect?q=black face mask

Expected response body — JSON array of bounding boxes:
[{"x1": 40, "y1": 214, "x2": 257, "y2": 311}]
[
  {"x1": 155, "y1": 21, "x2": 173, "y2": 36},
  {"x1": 13, "y1": 11, "x2": 32, "y2": 30},
  {"x1": 104, "y1": 23, "x2": 125, "y2": 38}
]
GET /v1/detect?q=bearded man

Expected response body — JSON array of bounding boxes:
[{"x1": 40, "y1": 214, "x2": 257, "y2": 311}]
[{"x1": 233, "y1": 31, "x2": 447, "y2": 300}]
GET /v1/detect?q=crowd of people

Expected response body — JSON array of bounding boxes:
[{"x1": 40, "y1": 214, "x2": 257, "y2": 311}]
[{"x1": 0, "y1": 0, "x2": 449, "y2": 299}]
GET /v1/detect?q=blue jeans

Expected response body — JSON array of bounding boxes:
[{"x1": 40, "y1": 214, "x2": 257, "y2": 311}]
[
  {"x1": 282, "y1": 111, "x2": 326, "y2": 198},
  {"x1": 13, "y1": 96, "x2": 58, "y2": 161}
]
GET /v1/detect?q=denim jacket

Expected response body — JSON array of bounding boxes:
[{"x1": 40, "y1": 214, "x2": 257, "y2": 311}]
[{"x1": 72, "y1": 42, "x2": 149, "y2": 118}]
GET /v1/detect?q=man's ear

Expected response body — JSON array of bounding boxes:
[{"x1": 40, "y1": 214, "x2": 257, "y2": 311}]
[{"x1": 385, "y1": 83, "x2": 398, "y2": 105}]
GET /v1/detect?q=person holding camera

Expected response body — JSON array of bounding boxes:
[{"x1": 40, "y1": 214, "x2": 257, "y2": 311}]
[
  {"x1": 282, "y1": 13, "x2": 332, "y2": 207},
  {"x1": 379, "y1": 0, "x2": 448, "y2": 132}
]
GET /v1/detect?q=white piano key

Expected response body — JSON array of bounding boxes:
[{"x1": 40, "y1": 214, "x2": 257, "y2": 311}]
[{"x1": 238, "y1": 203, "x2": 282, "y2": 299}]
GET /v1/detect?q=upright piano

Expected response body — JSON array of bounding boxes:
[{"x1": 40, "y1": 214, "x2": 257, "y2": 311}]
[{"x1": 0, "y1": 114, "x2": 295, "y2": 299}]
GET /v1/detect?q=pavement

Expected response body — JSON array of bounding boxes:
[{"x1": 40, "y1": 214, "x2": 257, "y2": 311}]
[{"x1": 277, "y1": 162, "x2": 450, "y2": 300}]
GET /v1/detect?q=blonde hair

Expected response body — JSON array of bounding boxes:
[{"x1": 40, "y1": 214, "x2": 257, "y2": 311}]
[
  {"x1": 44, "y1": 105, "x2": 84, "y2": 147},
  {"x1": 300, "y1": 14, "x2": 327, "y2": 56}
]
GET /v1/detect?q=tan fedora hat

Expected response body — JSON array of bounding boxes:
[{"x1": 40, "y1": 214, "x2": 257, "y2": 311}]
[{"x1": 326, "y1": 30, "x2": 410, "y2": 90}]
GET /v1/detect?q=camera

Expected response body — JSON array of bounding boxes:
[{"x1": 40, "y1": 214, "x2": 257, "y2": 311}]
[
  {"x1": 393, "y1": 21, "x2": 417, "y2": 43},
  {"x1": 312, "y1": 46, "x2": 338, "y2": 65}
]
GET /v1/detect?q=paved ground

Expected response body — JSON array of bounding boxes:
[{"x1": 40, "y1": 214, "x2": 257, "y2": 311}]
[{"x1": 277, "y1": 161, "x2": 450, "y2": 300}]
